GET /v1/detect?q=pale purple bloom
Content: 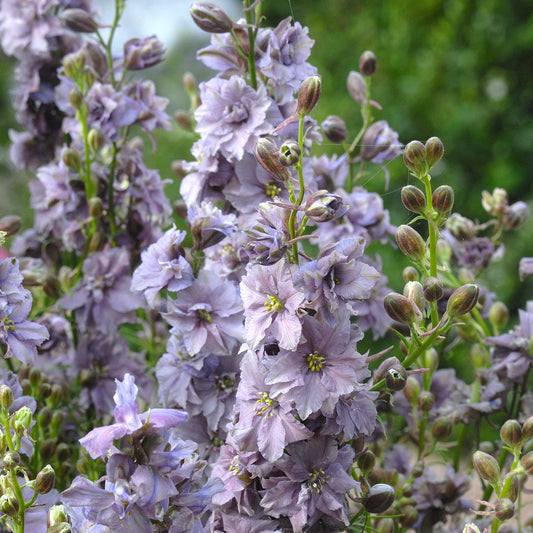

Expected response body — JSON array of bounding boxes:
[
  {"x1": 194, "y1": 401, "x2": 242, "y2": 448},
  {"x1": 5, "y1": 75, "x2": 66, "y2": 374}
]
[
  {"x1": 197, "y1": 30, "x2": 247, "y2": 74},
  {"x1": 260, "y1": 437, "x2": 358, "y2": 532},
  {"x1": 294, "y1": 237, "x2": 380, "y2": 318},
  {"x1": 265, "y1": 312, "x2": 367, "y2": 419},
  {"x1": 131, "y1": 224, "x2": 194, "y2": 306},
  {"x1": 194, "y1": 76, "x2": 274, "y2": 161},
  {"x1": 79, "y1": 373, "x2": 187, "y2": 459},
  {"x1": 58, "y1": 247, "x2": 142, "y2": 333},
  {"x1": 188, "y1": 201, "x2": 238, "y2": 250},
  {"x1": 311, "y1": 154, "x2": 349, "y2": 191},
  {"x1": 240, "y1": 259, "x2": 304, "y2": 351},
  {"x1": 163, "y1": 270, "x2": 243, "y2": 355},
  {"x1": 519, "y1": 257, "x2": 533, "y2": 280},
  {"x1": 123, "y1": 79, "x2": 171, "y2": 133},
  {"x1": 233, "y1": 350, "x2": 313, "y2": 461},
  {"x1": 123, "y1": 35, "x2": 165, "y2": 70}
]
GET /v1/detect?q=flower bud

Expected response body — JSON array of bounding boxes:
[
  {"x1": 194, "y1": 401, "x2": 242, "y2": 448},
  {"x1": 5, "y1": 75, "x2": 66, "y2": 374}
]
[
  {"x1": 61, "y1": 8, "x2": 98, "y2": 33},
  {"x1": 38, "y1": 406, "x2": 53, "y2": 427},
  {"x1": 418, "y1": 390, "x2": 435, "y2": 412},
  {"x1": 88, "y1": 231, "x2": 105, "y2": 252},
  {"x1": 432, "y1": 185, "x2": 454, "y2": 219},
  {"x1": 436, "y1": 238, "x2": 452, "y2": 263},
  {"x1": 69, "y1": 87, "x2": 83, "y2": 108},
  {"x1": 520, "y1": 451, "x2": 533, "y2": 475},
  {"x1": 48, "y1": 504, "x2": 69, "y2": 527},
  {"x1": 473, "y1": 450, "x2": 500, "y2": 484},
  {"x1": 482, "y1": 187, "x2": 508, "y2": 216},
  {"x1": 296, "y1": 76, "x2": 322, "y2": 115},
  {"x1": 386, "y1": 367, "x2": 407, "y2": 391},
  {"x1": 15, "y1": 406, "x2": 32, "y2": 430},
  {"x1": 3, "y1": 451, "x2": 20, "y2": 470},
  {"x1": 124, "y1": 35, "x2": 165, "y2": 71},
  {"x1": 422, "y1": 348, "x2": 439, "y2": 373},
  {"x1": 399, "y1": 505, "x2": 418, "y2": 528},
  {"x1": 304, "y1": 191, "x2": 347, "y2": 222},
  {"x1": 384, "y1": 293, "x2": 420, "y2": 324},
  {"x1": 446, "y1": 213, "x2": 476, "y2": 240},
  {"x1": 376, "y1": 518, "x2": 394, "y2": 533},
  {"x1": 40, "y1": 438, "x2": 57, "y2": 462},
  {"x1": 396, "y1": 225, "x2": 426, "y2": 262},
  {"x1": 363, "y1": 483, "x2": 395, "y2": 513},
  {"x1": 401, "y1": 185, "x2": 426, "y2": 214},
  {"x1": 500, "y1": 419, "x2": 522, "y2": 448},
  {"x1": 321, "y1": 115, "x2": 347, "y2": 143},
  {"x1": 495, "y1": 498, "x2": 515, "y2": 521},
  {"x1": 279, "y1": 140, "x2": 301, "y2": 166},
  {"x1": 88, "y1": 128, "x2": 104, "y2": 152},
  {"x1": 423, "y1": 276, "x2": 443, "y2": 302},
  {"x1": 403, "y1": 266, "x2": 419, "y2": 282},
  {"x1": 0, "y1": 215, "x2": 21, "y2": 237},
  {"x1": 0, "y1": 385, "x2": 14, "y2": 411},
  {"x1": 373, "y1": 357, "x2": 406, "y2": 389},
  {"x1": 522, "y1": 416, "x2": 533, "y2": 441},
  {"x1": 424, "y1": 136, "x2": 444, "y2": 168},
  {"x1": 347, "y1": 71, "x2": 366, "y2": 104},
  {"x1": 62, "y1": 148, "x2": 81, "y2": 171},
  {"x1": 403, "y1": 140, "x2": 428, "y2": 176},
  {"x1": 35, "y1": 464, "x2": 55, "y2": 494},
  {"x1": 446, "y1": 284, "x2": 479, "y2": 317},
  {"x1": 190, "y1": 2, "x2": 233, "y2": 33},
  {"x1": 403, "y1": 281, "x2": 424, "y2": 314},
  {"x1": 254, "y1": 138, "x2": 291, "y2": 182},
  {"x1": 404, "y1": 376, "x2": 420, "y2": 404},
  {"x1": 357, "y1": 450, "x2": 376, "y2": 473},
  {"x1": 359, "y1": 50, "x2": 377, "y2": 76},
  {"x1": 0, "y1": 494, "x2": 19, "y2": 517},
  {"x1": 432, "y1": 417, "x2": 453, "y2": 441},
  {"x1": 503, "y1": 201, "x2": 529, "y2": 231},
  {"x1": 88, "y1": 197, "x2": 103, "y2": 218},
  {"x1": 489, "y1": 302, "x2": 509, "y2": 331}
]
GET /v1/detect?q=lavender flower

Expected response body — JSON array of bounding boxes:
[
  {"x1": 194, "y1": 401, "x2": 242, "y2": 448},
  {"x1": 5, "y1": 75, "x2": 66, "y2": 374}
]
[
  {"x1": 123, "y1": 35, "x2": 165, "y2": 70},
  {"x1": 188, "y1": 201, "x2": 238, "y2": 250},
  {"x1": 240, "y1": 259, "x2": 304, "y2": 351},
  {"x1": 131, "y1": 225, "x2": 194, "y2": 307},
  {"x1": 194, "y1": 76, "x2": 274, "y2": 161}
]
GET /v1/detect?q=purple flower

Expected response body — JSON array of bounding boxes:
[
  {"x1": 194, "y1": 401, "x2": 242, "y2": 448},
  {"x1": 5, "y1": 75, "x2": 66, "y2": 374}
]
[
  {"x1": 240, "y1": 259, "x2": 304, "y2": 351},
  {"x1": 260, "y1": 437, "x2": 358, "y2": 531},
  {"x1": 233, "y1": 351, "x2": 313, "y2": 461},
  {"x1": 194, "y1": 76, "x2": 274, "y2": 161},
  {"x1": 265, "y1": 312, "x2": 367, "y2": 419},
  {"x1": 131, "y1": 225, "x2": 194, "y2": 306},
  {"x1": 163, "y1": 269, "x2": 243, "y2": 355},
  {"x1": 123, "y1": 35, "x2": 165, "y2": 71},
  {"x1": 79, "y1": 373, "x2": 188, "y2": 459},
  {"x1": 188, "y1": 201, "x2": 238, "y2": 250}
]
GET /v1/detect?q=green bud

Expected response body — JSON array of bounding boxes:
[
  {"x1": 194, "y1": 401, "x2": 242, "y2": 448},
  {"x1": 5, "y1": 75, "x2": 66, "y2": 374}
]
[
  {"x1": 321, "y1": 115, "x2": 347, "y2": 143},
  {"x1": 48, "y1": 504, "x2": 69, "y2": 527},
  {"x1": 473, "y1": 450, "x2": 500, "y2": 485},
  {"x1": 88, "y1": 231, "x2": 105, "y2": 253},
  {"x1": 399, "y1": 505, "x2": 419, "y2": 528},
  {"x1": 38, "y1": 382, "x2": 52, "y2": 400},
  {"x1": 422, "y1": 348, "x2": 439, "y2": 373},
  {"x1": 304, "y1": 191, "x2": 346, "y2": 223},
  {"x1": 396, "y1": 224, "x2": 426, "y2": 262},
  {"x1": 425, "y1": 136, "x2": 444, "y2": 168},
  {"x1": 38, "y1": 406, "x2": 53, "y2": 427},
  {"x1": 296, "y1": 76, "x2": 322, "y2": 115},
  {"x1": 279, "y1": 140, "x2": 301, "y2": 166},
  {"x1": 62, "y1": 148, "x2": 81, "y2": 172},
  {"x1": 29, "y1": 367, "x2": 41, "y2": 387},
  {"x1": 363, "y1": 483, "x2": 395, "y2": 514},
  {"x1": 35, "y1": 464, "x2": 55, "y2": 494},
  {"x1": 171, "y1": 160, "x2": 187, "y2": 179},
  {"x1": 174, "y1": 110, "x2": 194, "y2": 131},
  {"x1": 2, "y1": 451, "x2": 20, "y2": 470},
  {"x1": 503, "y1": 201, "x2": 529, "y2": 231},
  {"x1": 40, "y1": 439, "x2": 57, "y2": 462},
  {"x1": 359, "y1": 50, "x2": 377, "y2": 76},
  {"x1": 500, "y1": 419, "x2": 522, "y2": 447},
  {"x1": 482, "y1": 187, "x2": 508, "y2": 216},
  {"x1": 357, "y1": 450, "x2": 376, "y2": 473},
  {"x1": 404, "y1": 376, "x2": 421, "y2": 405},
  {"x1": 470, "y1": 344, "x2": 489, "y2": 368},
  {"x1": 254, "y1": 138, "x2": 291, "y2": 182},
  {"x1": 495, "y1": 498, "x2": 515, "y2": 521},
  {"x1": 376, "y1": 518, "x2": 394, "y2": 533},
  {"x1": 432, "y1": 417, "x2": 453, "y2": 441},
  {"x1": 411, "y1": 461, "x2": 424, "y2": 477},
  {"x1": 47, "y1": 524, "x2": 72, "y2": 533},
  {"x1": 402, "y1": 266, "x2": 419, "y2": 282},
  {"x1": 15, "y1": 406, "x2": 33, "y2": 431},
  {"x1": 446, "y1": 284, "x2": 479, "y2": 317},
  {"x1": 432, "y1": 185, "x2": 454, "y2": 218},
  {"x1": 88, "y1": 128, "x2": 105, "y2": 151},
  {"x1": 446, "y1": 213, "x2": 476, "y2": 240},
  {"x1": 403, "y1": 281, "x2": 424, "y2": 314},
  {"x1": 418, "y1": 390, "x2": 435, "y2": 412},
  {"x1": 401, "y1": 185, "x2": 426, "y2": 214},
  {"x1": 436, "y1": 238, "x2": 452, "y2": 263},
  {"x1": 190, "y1": 2, "x2": 234, "y2": 33},
  {"x1": 521, "y1": 451, "x2": 533, "y2": 475},
  {"x1": 489, "y1": 302, "x2": 509, "y2": 332},
  {"x1": 61, "y1": 8, "x2": 98, "y2": 33},
  {"x1": 384, "y1": 292, "x2": 421, "y2": 324},
  {"x1": 522, "y1": 416, "x2": 533, "y2": 441},
  {"x1": 423, "y1": 276, "x2": 443, "y2": 302},
  {"x1": 56, "y1": 443, "x2": 70, "y2": 462},
  {"x1": 88, "y1": 197, "x2": 104, "y2": 218},
  {"x1": 0, "y1": 385, "x2": 14, "y2": 411},
  {"x1": 0, "y1": 494, "x2": 19, "y2": 517},
  {"x1": 0, "y1": 215, "x2": 21, "y2": 237},
  {"x1": 403, "y1": 140, "x2": 428, "y2": 176}
]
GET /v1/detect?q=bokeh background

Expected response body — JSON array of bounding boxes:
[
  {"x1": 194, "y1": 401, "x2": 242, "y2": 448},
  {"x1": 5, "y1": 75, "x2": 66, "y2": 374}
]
[{"x1": 0, "y1": 0, "x2": 531, "y2": 308}]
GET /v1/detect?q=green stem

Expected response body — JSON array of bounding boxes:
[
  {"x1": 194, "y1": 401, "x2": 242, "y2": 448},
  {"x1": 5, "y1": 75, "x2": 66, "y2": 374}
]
[
  {"x1": 107, "y1": 143, "x2": 118, "y2": 244},
  {"x1": 243, "y1": 0, "x2": 257, "y2": 89}
]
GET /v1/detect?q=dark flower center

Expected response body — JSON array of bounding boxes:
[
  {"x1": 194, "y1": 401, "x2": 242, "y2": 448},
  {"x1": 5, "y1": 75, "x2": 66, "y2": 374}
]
[{"x1": 197, "y1": 309, "x2": 212, "y2": 323}]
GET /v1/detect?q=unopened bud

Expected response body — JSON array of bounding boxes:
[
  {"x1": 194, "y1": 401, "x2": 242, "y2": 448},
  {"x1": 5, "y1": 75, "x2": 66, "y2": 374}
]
[
  {"x1": 432, "y1": 417, "x2": 453, "y2": 441},
  {"x1": 495, "y1": 498, "x2": 515, "y2": 521},
  {"x1": 0, "y1": 215, "x2": 21, "y2": 237},
  {"x1": 171, "y1": 160, "x2": 187, "y2": 179},
  {"x1": 424, "y1": 136, "x2": 444, "y2": 168},
  {"x1": 503, "y1": 201, "x2": 529, "y2": 231},
  {"x1": 432, "y1": 185, "x2": 454, "y2": 218},
  {"x1": 363, "y1": 483, "x2": 395, "y2": 514},
  {"x1": 400, "y1": 505, "x2": 419, "y2": 528},
  {"x1": 473, "y1": 450, "x2": 500, "y2": 484},
  {"x1": 83, "y1": 41, "x2": 107, "y2": 77},
  {"x1": 357, "y1": 450, "x2": 376, "y2": 473},
  {"x1": 446, "y1": 213, "x2": 476, "y2": 240},
  {"x1": 254, "y1": 138, "x2": 291, "y2": 182},
  {"x1": 279, "y1": 140, "x2": 301, "y2": 166},
  {"x1": 404, "y1": 377, "x2": 420, "y2": 405},
  {"x1": 190, "y1": 2, "x2": 233, "y2": 33},
  {"x1": 62, "y1": 148, "x2": 81, "y2": 171},
  {"x1": 347, "y1": 71, "x2": 366, "y2": 104},
  {"x1": 522, "y1": 416, "x2": 533, "y2": 441},
  {"x1": 520, "y1": 451, "x2": 533, "y2": 475},
  {"x1": 401, "y1": 185, "x2": 426, "y2": 214},
  {"x1": 88, "y1": 128, "x2": 104, "y2": 152},
  {"x1": 321, "y1": 115, "x2": 347, "y2": 143},
  {"x1": 402, "y1": 266, "x2": 419, "y2": 282},
  {"x1": 88, "y1": 197, "x2": 103, "y2": 218},
  {"x1": 396, "y1": 224, "x2": 426, "y2": 262},
  {"x1": 123, "y1": 35, "x2": 165, "y2": 71},
  {"x1": 446, "y1": 284, "x2": 479, "y2": 317},
  {"x1": 403, "y1": 140, "x2": 428, "y2": 176},
  {"x1": 69, "y1": 87, "x2": 83, "y2": 108},
  {"x1": 500, "y1": 419, "x2": 522, "y2": 447},
  {"x1": 0, "y1": 494, "x2": 19, "y2": 517},
  {"x1": 422, "y1": 348, "x2": 439, "y2": 373},
  {"x1": 35, "y1": 464, "x2": 55, "y2": 494},
  {"x1": 0, "y1": 385, "x2": 14, "y2": 410},
  {"x1": 304, "y1": 190, "x2": 347, "y2": 222},
  {"x1": 38, "y1": 406, "x2": 53, "y2": 427},
  {"x1": 384, "y1": 293, "x2": 421, "y2": 324},
  {"x1": 40, "y1": 438, "x2": 57, "y2": 462},
  {"x1": 489, "y1": 302, "x2": 509, "y2": 331},
  {"x1": 373, "y1": 357, "x2": 406, "y2": 391},
  {"x1": 3, "y1": 451, "x2": 20, "y2": 470},
  {"x1": 88, "y1": 231, "x2": 105, "y2": 252},
  {"x1": 418, "y1": 390, "x2": 435, "y2": 412},
  {"x1": 15, "y1": 406, "x2": 32, "y2": 430},
  {"x1": 61, "y1": 8, "x2": 98, "y2": 33},
  {"x1": 359, "y1": 50, "x2": 377, "y2": 76},
  {"x1": 48, "y1": 504, "x2": 69, "y2": 527},
  {"x1": 175, "y1": 110, "x2": 194, "y2": 131},
  {"x1": 403, "y1": 281, "x2": 424, "y2": 313},
  {"x1": 376, "y1": 518, "x2": 394, "y2": 533},
  {"x1": 482, "y1": 187, "x2": 508, "y2": 216},
  {"x1": 296, "y1": 76, "x2": 322, "y2": 115},
  {"x1": 423, "y1": 276, "x2": 443, "y2": 302}
]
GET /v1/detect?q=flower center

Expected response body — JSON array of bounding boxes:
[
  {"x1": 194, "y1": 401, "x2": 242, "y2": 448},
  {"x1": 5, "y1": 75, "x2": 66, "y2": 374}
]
[
  {"x1": 197, "y1": 309, "x2": 212, "y2": 323},
  {"x1": 307, "y1": 350, "x2": 325, "y2": 372},
  {"x1": 307, "y1": 468, "x2": 327, "y2": 494},
  {"x1": 264, "y1": 295, "x2": 283, "y2": 313},
  {"x1": 254, "y1": 391, "x2": 275, "y2": 417},
  {"x1": 229, "y1": 455, "x2": 242, "y2": 476},
  {"x1": 225, "y1": 102, "x2": 248, "y2": 124},
  {"x1": 3, "y1": 318, "x2": 15, "y2": 332},
  {"x1": 265, "y1": 181, "x2": 282, "y2": 199}
]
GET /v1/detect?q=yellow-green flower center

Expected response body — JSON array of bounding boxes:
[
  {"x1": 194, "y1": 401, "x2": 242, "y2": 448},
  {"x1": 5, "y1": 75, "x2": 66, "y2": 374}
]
[
  {"x1": 307, "y1": 468, "x2": 328, "y2": 493},
  {"x1": 229, "y1": 455, "x2": 242, "y2": 476},
  {"x1": 264, "y1": 295, "x2": 283, "y2": 313},
  {"x1": 265, "y1": 181, "x2": 282, "y2": 199},
  {"x1": 254, "y1": 391, "x2": 274, "y2": 417},
  {"x1": 3, "y1": 318, "x2": 15, "y2": 332},
  {"x1": 197, "y1": 309, "x2": 212, "y2": 323},
  {"x1": 307, "y1": 350, "x2": 325, "y2": 372}
]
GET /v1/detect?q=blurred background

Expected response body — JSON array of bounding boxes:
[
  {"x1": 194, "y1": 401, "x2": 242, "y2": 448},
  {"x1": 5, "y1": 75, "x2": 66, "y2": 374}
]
[{"x1": 0, "y1": 0, "x2": 531, "y2": 307}]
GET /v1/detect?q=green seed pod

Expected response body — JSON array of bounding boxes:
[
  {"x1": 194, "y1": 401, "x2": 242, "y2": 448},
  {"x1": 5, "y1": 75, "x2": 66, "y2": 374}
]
[
  {"x1": 473, "y1": 450, "x2": 501, "y2": 485},
  {"x1": 363, "y1": 483, "x2": 395, "y2": 514},
  {"x1": 446, "y1": 284, "x2": 479, "y2": 317},
  {"x1": 500, "y1": 419, "x2": 522, "y2": 447},
  {"x1": 425, "y1": 136, "x2": 444, "y2": 168},
  {"x1": 359, "y1": 50, "x2": 377, "y2": 76},
  {"x1": 401, "y1": 185, "x2": 426, "y2": 214},
  {"x1": 396, "y1": 224, "x2": 426, "y2": 262}
]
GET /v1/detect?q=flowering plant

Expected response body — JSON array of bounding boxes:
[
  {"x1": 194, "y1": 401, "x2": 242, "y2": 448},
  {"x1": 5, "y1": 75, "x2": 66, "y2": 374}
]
[{"x1": 0, "y1": 1, "x2": 531, "y2": 532}]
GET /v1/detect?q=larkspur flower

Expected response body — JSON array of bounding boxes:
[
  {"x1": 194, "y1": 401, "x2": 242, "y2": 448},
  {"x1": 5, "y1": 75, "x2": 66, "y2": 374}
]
[{"x1": 188, "y1": 201, "x2": 238, "y2": 251}]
